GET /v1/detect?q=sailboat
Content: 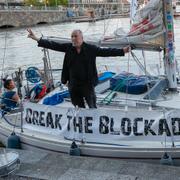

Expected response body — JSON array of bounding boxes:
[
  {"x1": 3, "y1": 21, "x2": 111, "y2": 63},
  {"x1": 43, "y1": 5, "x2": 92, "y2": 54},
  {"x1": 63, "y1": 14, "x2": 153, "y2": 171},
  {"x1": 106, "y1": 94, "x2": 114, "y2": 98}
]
[{"x1": 1, "y1": 0, "x2": 180, "y2": 162}]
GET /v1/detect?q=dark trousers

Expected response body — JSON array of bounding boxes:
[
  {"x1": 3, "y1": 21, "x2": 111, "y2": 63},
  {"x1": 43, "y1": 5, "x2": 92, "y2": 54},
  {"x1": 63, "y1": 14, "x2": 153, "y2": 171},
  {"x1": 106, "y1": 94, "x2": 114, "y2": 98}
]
[{"x1": 68, "y1": 84, "x2": 97, "y2": 108}]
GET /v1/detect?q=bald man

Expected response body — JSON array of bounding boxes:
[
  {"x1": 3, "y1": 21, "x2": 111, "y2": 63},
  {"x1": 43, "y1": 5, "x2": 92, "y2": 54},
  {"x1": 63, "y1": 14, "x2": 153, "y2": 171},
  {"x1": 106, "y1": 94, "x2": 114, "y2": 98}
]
[{"x1": 27, "y1": 29, "x2": 130, "y2": 108}]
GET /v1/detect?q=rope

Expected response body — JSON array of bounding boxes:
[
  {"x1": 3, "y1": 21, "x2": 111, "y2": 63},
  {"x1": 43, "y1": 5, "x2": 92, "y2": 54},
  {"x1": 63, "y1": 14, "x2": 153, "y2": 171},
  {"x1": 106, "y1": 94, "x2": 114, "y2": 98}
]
[
  {"x1": 0, "y1": 109, "x2": 20, "y2": 128},
  {"x1": 101, "y1": 75, "x2": 133, "y2": 105},
  {"x1": 130, "y1": 51, "x2": 151, "y2": 76},
  {"x1": 101, "y1": 36, "x2": 131, "y2": 105}
]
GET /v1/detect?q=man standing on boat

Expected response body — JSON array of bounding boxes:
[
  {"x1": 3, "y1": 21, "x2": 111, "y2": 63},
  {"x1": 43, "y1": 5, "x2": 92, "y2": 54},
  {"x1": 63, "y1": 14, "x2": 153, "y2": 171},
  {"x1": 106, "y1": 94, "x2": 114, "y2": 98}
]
[{"x1": 27, "y1": 29, "x2": 130, "y2": 108}]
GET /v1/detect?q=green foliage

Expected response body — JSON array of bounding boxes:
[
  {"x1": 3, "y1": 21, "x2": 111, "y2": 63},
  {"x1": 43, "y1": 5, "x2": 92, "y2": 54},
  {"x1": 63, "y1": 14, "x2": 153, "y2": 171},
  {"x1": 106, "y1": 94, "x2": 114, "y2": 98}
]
[
  {"x1": 59, "y1": 0, "x2": 68, "y2": 6},
  {"x1": 24, "y1": 0, "x2": 42, "y2": 6},
  {"x1": 23, "y1": 0, "x2": 68, "y2": 6},
  {"x1": 48, "y1": 0, "x2": 68, "y2": 6}
]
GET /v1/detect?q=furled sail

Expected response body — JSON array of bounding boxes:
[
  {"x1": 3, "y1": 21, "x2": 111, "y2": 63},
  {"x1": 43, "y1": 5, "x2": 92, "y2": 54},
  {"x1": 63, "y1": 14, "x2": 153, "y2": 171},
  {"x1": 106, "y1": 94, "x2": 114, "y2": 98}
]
[
  {"x1": 100, "y1": 0, "x2": 165, "y2": 51},
  {"x1": 45, "y1": 0, "x2": 164, "y2": 51}
]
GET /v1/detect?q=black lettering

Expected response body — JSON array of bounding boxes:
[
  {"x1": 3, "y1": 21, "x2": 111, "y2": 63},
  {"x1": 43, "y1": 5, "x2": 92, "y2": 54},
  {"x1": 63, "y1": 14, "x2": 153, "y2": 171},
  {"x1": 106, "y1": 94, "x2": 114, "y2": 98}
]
[
  {"x1": 32, "y1": 111, "x2": 39, "y2": 125},
  {"x1": 46, "y1": 112, "x2": 54, "y2": 129},
  {"x1": 85, "y1": 116, "x2": 93, "y2": 133},
  {"x1": 25, "y1": 108, "x2": 32, "y2": 124},
  {"x1": 133, "y1": 118, "x2": 143, "y2": 136},
  {"x1": 110, "y1": 118, "x2": 120, "y2": 135},
  {"x1": 99, "y1": 116, "x2": 109, "y2": 134},
  {"x1": 55, "y1": 114, "x2": 62, "y2": 130},
  {"x1": 73, "y1": 117, "x2": 82, "y2": 133},
  {"x1": 172, "y1": 118, "x2": 180, "y2": 135},
  {"x1": 158, "y1": 119, "x2": 171, "y2": 136},
  {"x1": 39, "y1": 111, "x2": 45, "y2": 126},
  {"x1": 121, "y1": 118, "x2": 131, "y2": 136},
  {"x1": 144, "y1": 119, "x2": 156, "y2": 135},
  {"x1": 67, "y1": 115, "x2": 72, "y2": 131}
]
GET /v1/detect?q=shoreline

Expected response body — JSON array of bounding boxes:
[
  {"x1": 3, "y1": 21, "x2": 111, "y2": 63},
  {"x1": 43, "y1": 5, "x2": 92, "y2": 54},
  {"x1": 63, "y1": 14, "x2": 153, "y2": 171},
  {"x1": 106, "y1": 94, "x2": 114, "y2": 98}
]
[{"x1": 0, "y1": 14, "x2": 129, "y2": 30}]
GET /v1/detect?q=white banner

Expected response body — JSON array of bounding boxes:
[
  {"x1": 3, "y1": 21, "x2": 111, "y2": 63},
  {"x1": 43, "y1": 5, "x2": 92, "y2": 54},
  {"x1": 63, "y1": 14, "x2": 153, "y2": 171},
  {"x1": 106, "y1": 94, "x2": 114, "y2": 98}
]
[{"x1": 23, "y1": 102, "x2": 180, "y2": 145}]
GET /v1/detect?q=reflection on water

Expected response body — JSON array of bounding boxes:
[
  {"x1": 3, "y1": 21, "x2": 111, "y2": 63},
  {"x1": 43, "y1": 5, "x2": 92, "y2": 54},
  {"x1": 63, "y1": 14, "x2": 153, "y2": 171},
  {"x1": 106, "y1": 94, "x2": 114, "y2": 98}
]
[{"x1": 0, "y1": 18, "x2": 180, "y2": 76}]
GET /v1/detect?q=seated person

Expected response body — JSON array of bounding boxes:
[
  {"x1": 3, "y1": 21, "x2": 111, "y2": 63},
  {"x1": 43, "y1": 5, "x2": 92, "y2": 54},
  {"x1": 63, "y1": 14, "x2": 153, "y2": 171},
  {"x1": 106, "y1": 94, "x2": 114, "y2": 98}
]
[{"x1": 1, "y1": 79, "x2": 20, "y2": 111}]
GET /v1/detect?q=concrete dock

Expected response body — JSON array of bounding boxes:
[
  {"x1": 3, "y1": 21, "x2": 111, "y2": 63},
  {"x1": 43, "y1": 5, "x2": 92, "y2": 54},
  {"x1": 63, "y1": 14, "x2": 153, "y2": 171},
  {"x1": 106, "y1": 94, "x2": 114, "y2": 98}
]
[{"x1": 1, "y1": 148, "x2": 180, "y2": 180}]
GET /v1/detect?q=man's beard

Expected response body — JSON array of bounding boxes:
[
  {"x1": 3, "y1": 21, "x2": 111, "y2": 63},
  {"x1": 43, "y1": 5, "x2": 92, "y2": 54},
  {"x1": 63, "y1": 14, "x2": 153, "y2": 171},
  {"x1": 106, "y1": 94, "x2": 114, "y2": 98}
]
[
  {"x1": 72, "y1": 42, "x2": 83, "y2": 47},
  {"x1": 72, "y1": 42, "x2": 76, "y2": 47}
]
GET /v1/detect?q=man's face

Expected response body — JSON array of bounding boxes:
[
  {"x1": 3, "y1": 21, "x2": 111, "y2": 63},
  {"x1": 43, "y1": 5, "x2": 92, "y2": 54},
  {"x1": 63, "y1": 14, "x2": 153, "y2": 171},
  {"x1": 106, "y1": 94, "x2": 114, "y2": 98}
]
[{"x1": 71, "y1": 31, "x2": 83, "y2": 47}]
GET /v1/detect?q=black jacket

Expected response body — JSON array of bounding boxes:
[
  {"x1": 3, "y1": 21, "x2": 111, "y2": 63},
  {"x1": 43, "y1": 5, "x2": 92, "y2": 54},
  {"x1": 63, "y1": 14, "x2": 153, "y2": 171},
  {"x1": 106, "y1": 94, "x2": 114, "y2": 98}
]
[{"x1": 38, "y1": 38, "x2": 125, "y2": 86}]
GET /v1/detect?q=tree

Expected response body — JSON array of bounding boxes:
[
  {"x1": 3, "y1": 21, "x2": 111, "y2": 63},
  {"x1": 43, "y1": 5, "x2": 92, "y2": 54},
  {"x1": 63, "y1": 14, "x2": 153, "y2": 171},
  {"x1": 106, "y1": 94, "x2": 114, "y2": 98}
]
[
  {"x1": 59, "y1": 0, "x2": 68, "y2": 6},
  {"x1": 47, "y1": 0, "x2": 68, "y2": 6},
  {"x1": 24, "y1": 0, "x2": 42, "y2": 6},
  {"x1": 24, "y1": 0, "x2": 68, "y2": 7}
]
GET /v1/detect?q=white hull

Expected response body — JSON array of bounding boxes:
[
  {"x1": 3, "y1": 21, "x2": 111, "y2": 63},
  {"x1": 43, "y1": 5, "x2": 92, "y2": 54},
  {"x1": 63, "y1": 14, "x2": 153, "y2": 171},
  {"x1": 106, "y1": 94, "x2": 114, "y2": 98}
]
[{"x1": 1, "y1": 110, "x2": 180, "y2": 160}]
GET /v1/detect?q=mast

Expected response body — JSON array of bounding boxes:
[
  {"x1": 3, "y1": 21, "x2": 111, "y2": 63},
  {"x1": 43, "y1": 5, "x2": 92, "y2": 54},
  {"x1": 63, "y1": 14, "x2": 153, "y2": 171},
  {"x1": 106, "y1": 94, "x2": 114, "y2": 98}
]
[
  {"x1": 163, "y1": 0, "x2": 177, "y2": 90},
  {"x1": 130, "y1": 0, "x2": 138, "y2": 25}
]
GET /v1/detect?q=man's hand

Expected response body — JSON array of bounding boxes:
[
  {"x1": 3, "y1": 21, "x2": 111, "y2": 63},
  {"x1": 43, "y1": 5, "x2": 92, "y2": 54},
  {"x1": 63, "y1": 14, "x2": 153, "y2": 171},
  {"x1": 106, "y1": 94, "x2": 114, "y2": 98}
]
[
  {"x1": 27, "y1": 28, "x2": 39, "y2": 41},
  {"x1": 123, "y1": 45, "x2": 136, "y2": 53},
  {"x1": 123, "y1": 46, "x2": 131, "y2": 53}
]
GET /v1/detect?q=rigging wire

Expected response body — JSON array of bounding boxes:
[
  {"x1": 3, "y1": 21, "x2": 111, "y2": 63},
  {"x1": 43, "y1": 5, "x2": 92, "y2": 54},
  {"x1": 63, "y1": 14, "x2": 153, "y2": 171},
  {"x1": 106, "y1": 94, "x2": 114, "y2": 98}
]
[
  {"x1": 1, "y1": 31, "x2": 8, "y2": 90},
  {"x1": 130, "y1": 52, "x2": 151, "y2": 76},
  {"x1": 103, "y1": 17, "x2": 111, "y2": 37},
  {"x1": 1, "y1": 0, "x2": 12, "y2": 81},
  {"x1": 30, "y1": 18, "x2": 56, "y2": 86},
  {"x1": 141, "y1": 49, "x2": 152, "y2": 110},
  {"x1": 124, "y1": 37, "x2": 131, "y2": 113}
]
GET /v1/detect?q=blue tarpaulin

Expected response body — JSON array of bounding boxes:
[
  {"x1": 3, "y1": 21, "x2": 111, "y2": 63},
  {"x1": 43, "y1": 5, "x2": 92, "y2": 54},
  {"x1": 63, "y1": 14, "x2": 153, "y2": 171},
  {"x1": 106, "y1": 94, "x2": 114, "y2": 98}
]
[
  {"x1": 43, "y1": 71, "x2": 115, "y2": 105},
  {"x1": 43, "y1": 90, "x2": 70, "y2": 105},
  {"x1": 110, "y1": 72, "x2": 154, "y2": 94},
  {"x1": 98, "y1": 72, "x2": 115, "y2": 82}
]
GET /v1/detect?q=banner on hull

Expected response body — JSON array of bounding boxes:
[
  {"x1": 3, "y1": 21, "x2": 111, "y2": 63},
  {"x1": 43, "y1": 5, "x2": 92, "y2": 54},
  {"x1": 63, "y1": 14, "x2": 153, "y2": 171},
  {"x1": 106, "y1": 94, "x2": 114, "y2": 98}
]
[{"x1": 23, "y1": 102, "x2": 180, "y2": 145}]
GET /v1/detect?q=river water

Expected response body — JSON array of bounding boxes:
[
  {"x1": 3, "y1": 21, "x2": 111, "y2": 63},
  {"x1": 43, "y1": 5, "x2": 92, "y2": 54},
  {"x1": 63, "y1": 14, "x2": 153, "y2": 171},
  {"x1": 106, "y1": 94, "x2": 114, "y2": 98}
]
[{"x1": 1, "y1": 18, "x2": 180, "y2": 78}]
